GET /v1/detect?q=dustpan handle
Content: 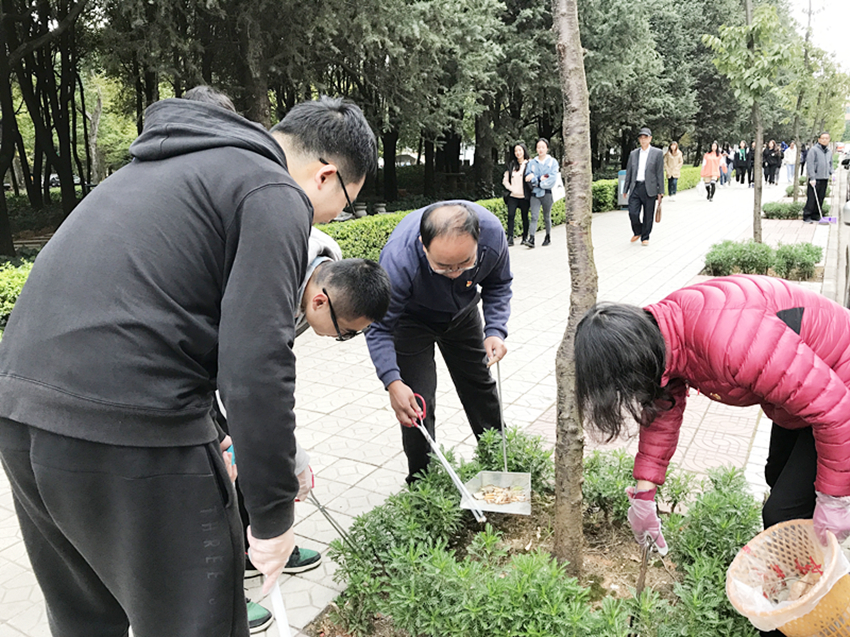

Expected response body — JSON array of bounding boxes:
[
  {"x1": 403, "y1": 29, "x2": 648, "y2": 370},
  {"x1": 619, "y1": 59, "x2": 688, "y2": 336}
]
[{"x1": 496, "y1": 361, "x2": 507, "y2": 473}]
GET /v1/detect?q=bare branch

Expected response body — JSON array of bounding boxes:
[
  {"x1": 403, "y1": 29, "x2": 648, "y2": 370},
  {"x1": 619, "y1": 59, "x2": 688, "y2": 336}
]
[{"x1": 6, "y1": 0, "x2": 89, "y2": 69}]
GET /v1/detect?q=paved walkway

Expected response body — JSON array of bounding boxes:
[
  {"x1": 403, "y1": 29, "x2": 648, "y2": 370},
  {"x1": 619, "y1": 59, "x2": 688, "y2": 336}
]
[{"x1": 0, "y1": 175, "x2": 839, "y2": 636}]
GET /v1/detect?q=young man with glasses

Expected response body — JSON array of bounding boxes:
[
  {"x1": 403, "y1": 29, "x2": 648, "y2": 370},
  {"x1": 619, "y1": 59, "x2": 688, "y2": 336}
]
[
  {"x1": 366, "y1": 201, "x2": 513, "y2": 483},
  {"x1": 0, "y1": 92, "x2": 378, "y2": 637},
  {"x1": 217, "y1": 229, "x2": 390, "y2": 630}
]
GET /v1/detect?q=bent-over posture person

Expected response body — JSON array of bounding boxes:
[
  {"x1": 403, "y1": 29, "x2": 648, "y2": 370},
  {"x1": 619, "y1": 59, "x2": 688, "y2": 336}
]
[
  {"x1": 366, "y1": 201, "x2": 513, "y2": 483},
  {"x1": 574, "y1": 274, "x2": 850, "y2": 637}
]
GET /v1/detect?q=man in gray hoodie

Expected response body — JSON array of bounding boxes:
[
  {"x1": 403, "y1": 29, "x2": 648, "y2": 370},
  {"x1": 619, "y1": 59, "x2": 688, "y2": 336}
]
[{"x1": 0, "y1": 92, "x2": 376, "y2": 636}]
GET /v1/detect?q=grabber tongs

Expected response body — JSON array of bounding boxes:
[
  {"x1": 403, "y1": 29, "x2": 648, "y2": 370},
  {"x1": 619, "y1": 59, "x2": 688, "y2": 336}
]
[{"x1": 405, "y1": 394, "x2": 487, "y2": 523}]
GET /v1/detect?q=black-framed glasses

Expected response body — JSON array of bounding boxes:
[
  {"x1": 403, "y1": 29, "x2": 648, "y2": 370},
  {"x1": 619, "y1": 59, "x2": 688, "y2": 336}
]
[
  {"x1": 319, "y1": 157, "x2": 355, "y2": 214},
  {"x1": 323, "y1": 288, "x2": 364, "y2": 342}
]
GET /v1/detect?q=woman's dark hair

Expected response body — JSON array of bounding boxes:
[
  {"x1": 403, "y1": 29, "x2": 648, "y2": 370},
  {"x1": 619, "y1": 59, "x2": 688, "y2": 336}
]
[
  {"x1": 710, "y1": 141, "x2": 720, "y2": 156},
  {"x1": 507, "y1": 143, "x2": 530, "y2": 173},
  {"x1": 574, "y1": 303, "x2": 673, "y2": 441},
  {"x1": 536, "y1": 137, "x2": 549, "y2": 149}
]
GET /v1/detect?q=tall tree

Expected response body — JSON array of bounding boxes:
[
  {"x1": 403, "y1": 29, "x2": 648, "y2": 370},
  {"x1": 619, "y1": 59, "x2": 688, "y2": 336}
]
[
  {"x1": 704, "y1": 3, "x2": 792, "y2": 243},
  {"x1": 552, "y1": 0, "x2": 597, "y2": 579}
]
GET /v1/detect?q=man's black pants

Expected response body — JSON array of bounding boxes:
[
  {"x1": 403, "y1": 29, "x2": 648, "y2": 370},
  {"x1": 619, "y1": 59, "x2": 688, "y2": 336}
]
[
  {"x1": 0, "y1": 418, "x2": 247, "y2": 637},
  {"x1": 628, "y1": 181, "x2": 656, "y2": 242},
  {"x1": 759, "y1": 424, "x2": 818, "y2": 637},
  {"x1": 394, "y1": 305, "x2": 501, "y2": 483},
  {"x1": 803, "y1": 179, "x2": 828, "y2": 221}
]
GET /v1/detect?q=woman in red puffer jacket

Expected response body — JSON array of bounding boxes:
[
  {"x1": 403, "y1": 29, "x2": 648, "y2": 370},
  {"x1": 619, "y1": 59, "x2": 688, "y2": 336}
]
[{"x1": 575, "y1": 275, "x2": 850, "y2": 578}]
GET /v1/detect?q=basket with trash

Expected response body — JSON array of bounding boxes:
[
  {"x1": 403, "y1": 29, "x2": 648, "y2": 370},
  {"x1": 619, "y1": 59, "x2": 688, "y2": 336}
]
[{"x1": 726, "y1": 519, "x2": 850, "y2": 636}]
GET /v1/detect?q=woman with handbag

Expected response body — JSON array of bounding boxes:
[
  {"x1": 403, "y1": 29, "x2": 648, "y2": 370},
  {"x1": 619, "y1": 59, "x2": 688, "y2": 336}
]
[
  {"x1": 501, "y1": 143, "x2": 531, "y2": 247},
  {"x1": 663, "y1": 142, "x2": 683, "y2": 202}
]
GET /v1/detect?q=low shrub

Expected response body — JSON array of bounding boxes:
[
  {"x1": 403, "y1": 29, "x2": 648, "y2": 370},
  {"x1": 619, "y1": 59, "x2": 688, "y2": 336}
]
[
  {"x1": 785, "y1": 184, "x2": 831, "y2": 198},
  {"x1": 704, "y1": 239, "x2": 822, "y2": 280},
  {"x1": 0, "y1": 260, "x2": 33, "y2": 329},
  {"x1": 592, "y1": 180, "x2": 618, "y2": 212},
  {"x1": 330, "y1": 446, "x2": 762, "y2": 637},
  {"x1": 773, "y1": 242, "x2": 823, "y2": 280},
  {"x1": 675, "y1": 166, "x2": 703, "y2": 193},
  {"x1": 767, "y1": 200, "x2": 831, "y2": 218}
]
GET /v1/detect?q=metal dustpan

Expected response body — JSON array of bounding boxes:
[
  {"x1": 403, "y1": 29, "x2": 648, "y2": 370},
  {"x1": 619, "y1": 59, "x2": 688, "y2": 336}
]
[{"x1": 461, "y1": 361, "x2": 532, "y2": 516}]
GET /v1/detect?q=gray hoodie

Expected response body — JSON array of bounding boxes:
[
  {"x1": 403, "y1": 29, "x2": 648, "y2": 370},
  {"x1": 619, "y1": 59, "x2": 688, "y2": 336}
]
[{"x1": 0, "y1": 98, "x2": 312, "y2": 538}]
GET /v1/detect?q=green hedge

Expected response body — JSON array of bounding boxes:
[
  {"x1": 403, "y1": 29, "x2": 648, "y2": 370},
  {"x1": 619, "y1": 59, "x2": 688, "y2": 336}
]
[
  {"x1": 704, "y1": 239, "x2": 823, "y2": 280},
  {"x1": 763, "y1": 201, "x2": 831, "y2": 219},
  {"x1": 673, "y1": 165, "x2": 703, "y2": 194},
  {"x1": 0, "y1": 261, "x2": 33, "y2": 330}
]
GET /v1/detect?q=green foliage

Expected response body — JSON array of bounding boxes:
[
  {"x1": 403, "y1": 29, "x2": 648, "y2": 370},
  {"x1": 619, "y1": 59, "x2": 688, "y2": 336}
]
[
  {"x1": 667, "y1": 467, "x2": 761, "y2": 567},
  {"x1": 592, "y1": 180, "x2": 618, "y2": 212},
  {"x1": 762, "y1": 201, "x2": 804, "y2": 219},
  {"x1": 703, "y1": 5, "x2": 793, "y2": 108},
  {"x1": 473, "y1": 427, "x2": 554, "y2": 494},
  {"x1": 331, "y1": 447, "x2": 764, "y2": 637},
  {"x1": 0, "y1": 261, "x2": 33, "y2": 330},
  {"x1": 675, "y1": 166, "x2": 703, "y2": 193},
  {"x1": 774, "y1": 242, "x2": 822, "y2": 280},
  {"x1": 321, "y1": 211, "x2": 412, "y2": 261},
  {"x1": 583, "y1": 449, "x2": 634, "y2": 524},
  {"x1": 704, "y1": 239, "x2": 821, "y2": 279}
]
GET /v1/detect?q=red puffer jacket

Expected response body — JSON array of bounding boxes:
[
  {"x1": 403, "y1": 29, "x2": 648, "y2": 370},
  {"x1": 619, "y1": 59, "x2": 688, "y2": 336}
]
[{"x1": 636, "y1": 274, "x2": 850, "y2": 496}]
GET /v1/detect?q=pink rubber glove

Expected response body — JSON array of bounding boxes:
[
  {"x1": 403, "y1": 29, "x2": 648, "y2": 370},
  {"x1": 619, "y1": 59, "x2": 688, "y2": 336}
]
[
  {"x1": 813, "y1": 491, "x2": 850, "y2": 546},
  {"x1": 626, "y1": 486, "x2": 669, "y2": 556}
]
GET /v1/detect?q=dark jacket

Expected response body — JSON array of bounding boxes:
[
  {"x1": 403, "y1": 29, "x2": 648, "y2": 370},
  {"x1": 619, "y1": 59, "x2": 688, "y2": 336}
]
[
  {"x1": 624, "y1": 146, "x2": 665, "y2": 198},
  {"x1": 366, "y1": 201, "x2": 513, "y2": 389},
  {"x1": 733, "y1": 148, "x2": 749, "y2": 170},
  {"x1": 0, "y1": 99, "x2": 312, "y2": 538},
  {"x1": 764, "y1": 147, "x2": 783, "y2": 168}
]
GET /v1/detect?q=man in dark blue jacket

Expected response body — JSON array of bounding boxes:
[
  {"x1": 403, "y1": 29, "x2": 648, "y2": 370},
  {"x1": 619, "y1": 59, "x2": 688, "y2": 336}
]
[
  {"x1": 0, "y1": 93, "x2": 376, "y2": 637},
  {"x1": 366, "y1": 201, "x2": 513, "y2": 483}
]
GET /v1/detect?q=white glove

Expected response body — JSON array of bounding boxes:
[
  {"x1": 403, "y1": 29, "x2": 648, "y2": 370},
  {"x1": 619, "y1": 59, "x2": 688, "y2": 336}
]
[{"x1": 296, "y1": 465, "x2": 314, "y2": 502}]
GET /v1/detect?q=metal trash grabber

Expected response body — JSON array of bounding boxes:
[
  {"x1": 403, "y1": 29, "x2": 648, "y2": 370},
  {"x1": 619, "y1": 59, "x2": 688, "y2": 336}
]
[
  {"x1": 406, "y1": 394, "x2": 487, "y2": 523},
  {"x1": 461, "y1": 361, "x2": 532, "y2": 516},
  {"x1": 270, "y1": 585, "x2": 292, "y2": 637},
  {"x1": 306, "y1": 491, "x2": 393, "y2": 578}
]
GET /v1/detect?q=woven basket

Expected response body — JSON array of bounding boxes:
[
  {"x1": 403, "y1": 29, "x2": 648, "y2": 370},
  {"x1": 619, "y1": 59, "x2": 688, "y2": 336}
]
[{"x1": 726, "y1": 520, "x2": 850, "y2": 636}]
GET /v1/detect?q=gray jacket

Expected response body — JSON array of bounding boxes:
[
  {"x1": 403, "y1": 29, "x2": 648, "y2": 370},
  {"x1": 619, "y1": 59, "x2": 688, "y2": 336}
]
[
  {"x1": 625, "y1": 146, "x2": 665, "y2": 198},
  {"x1": 806, "y1": 144, "x2": 833, "y2": 180}
]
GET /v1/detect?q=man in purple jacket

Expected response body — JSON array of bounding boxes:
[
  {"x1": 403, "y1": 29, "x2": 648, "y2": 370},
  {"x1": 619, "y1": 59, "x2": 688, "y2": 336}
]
[{"x1": 366, "y1": 201, "x2": 513, "y2": 483}]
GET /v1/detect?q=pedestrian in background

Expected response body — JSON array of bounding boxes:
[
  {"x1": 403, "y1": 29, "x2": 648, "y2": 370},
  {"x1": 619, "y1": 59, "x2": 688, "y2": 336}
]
[
  {"x1": 733, "y1": 141, "x2": 748, "y2": 185},
  {"x1": 524, "y1": 138, "x2": 559, "y2": 248},
  {"x1": 502, "y1": 143, "x2": 531, "y2": 247},
  {"x1": 748, "y1": 141, "x2": 756, "y2": 187},
  {"x1": 623, "y1": 127, "x2": 664, "y2": 246},
  {"x1": 664, "y1": 141, "x2": 683, "y2": 202},
  {"x1": 700, "y1": 141, "x2": 721, "y2": 202},
  {"x1": 803, "y1": 132, "x2": 833, "y2": 224},
  {"x1": 763, "y1": 139, "x2": 782, "y2": 186},
  {"x1": 724, "y1": 144, "x2": 735, "y2": 186},
  {"x1": 783, "y1": 141, "x2": 798, "y2": 184},
  {"x1": 718, "y1": 146, "x2": 730, "y2": 186}
]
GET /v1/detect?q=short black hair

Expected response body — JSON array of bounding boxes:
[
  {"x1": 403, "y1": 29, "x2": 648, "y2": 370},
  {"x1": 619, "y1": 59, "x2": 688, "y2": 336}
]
[
  {"x1": 270, "y1": 96, "x2": 377, "y2": 184},
  {"x1": 536, "y1": 137, "x2": 549, "y2": 148},
  {"x1": 182, "y1": 86, "x2": 237, "y2": 113},
  {"x1": 574, "y1": 303, "x2": 674, "y2": 442},
  {"x1": 312, "y1": 259, "x2": 390, "y2": 323},
  {"x1": 420, "y1": 202, "x2": 480, "y2": 249}
]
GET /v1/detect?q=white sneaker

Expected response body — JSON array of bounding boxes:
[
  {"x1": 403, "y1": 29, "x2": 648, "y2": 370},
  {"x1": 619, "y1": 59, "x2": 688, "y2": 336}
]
[{"x1": 669, "y1": 196, "x2": 676, "y2": 202}]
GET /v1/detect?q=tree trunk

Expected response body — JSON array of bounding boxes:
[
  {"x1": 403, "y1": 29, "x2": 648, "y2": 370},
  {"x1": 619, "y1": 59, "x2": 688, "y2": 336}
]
[
  {"x1": 0, "y1": 37, "x2": 19, "y2": 256},
  {"x1": 552, "y1": 0, "x2": 597, "y2": 579},
  {"x1": 792, "y1": 0, "x2": 812, "y2": 204},
  {"x1": 382, "y1": 127, "x2": 399, "y2": 202},
  {"x1": 424, "y1": 138, "x2": 435, "y2": 198},
  {"x1": 753, "y1": 102, "x2": 763, "y2": 243},
  {"x1": 473, "y1": 100, "x2": 496, "y2": 198}
]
